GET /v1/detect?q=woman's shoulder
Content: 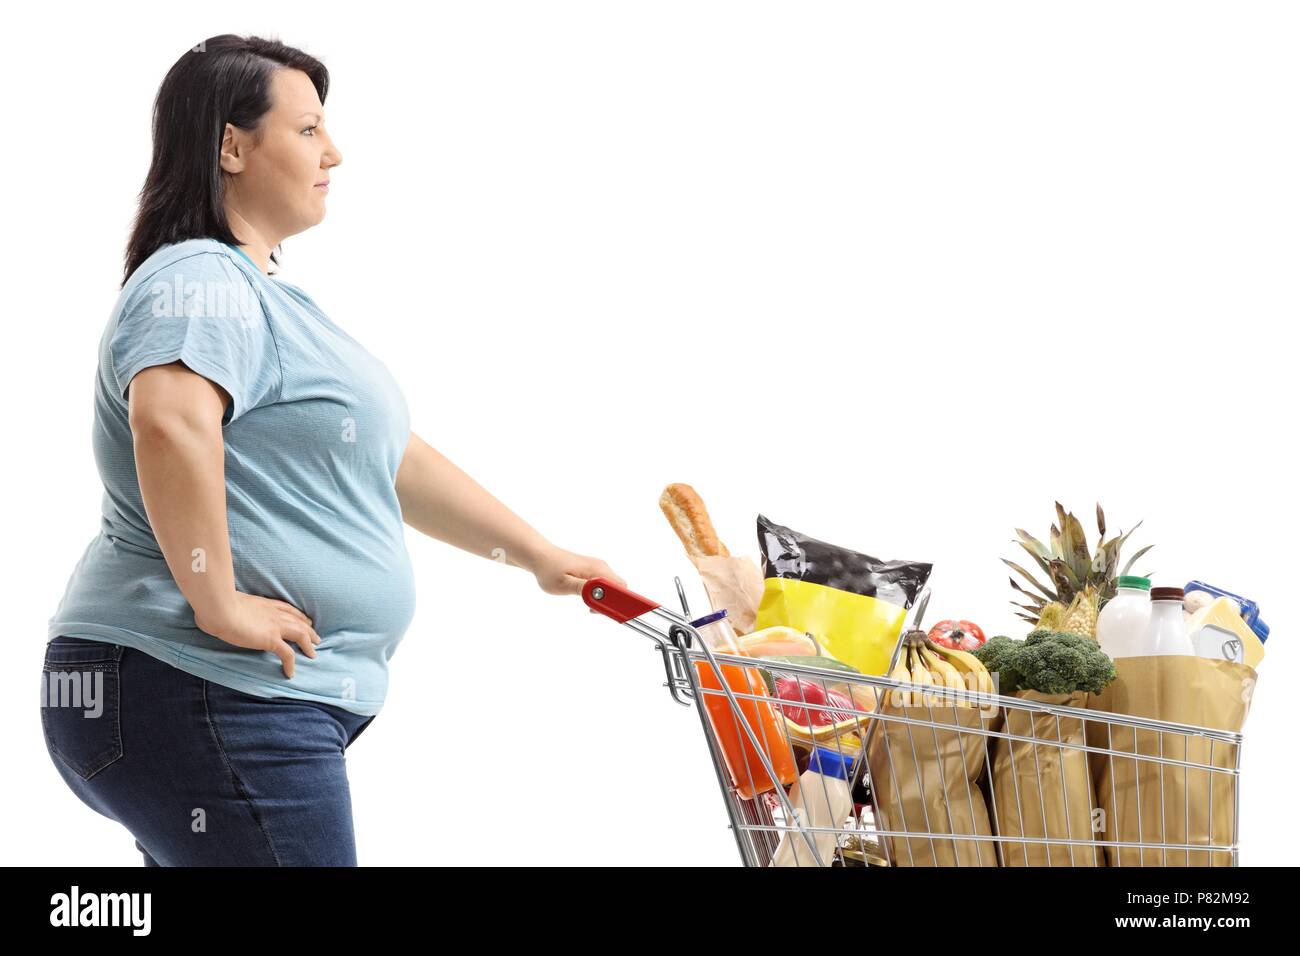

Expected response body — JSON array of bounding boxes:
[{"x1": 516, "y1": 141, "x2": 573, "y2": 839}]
[
  {"x1": 114, "y1": 239, "x2": 272, "y2": 343},
  {"x1": 124, "y1": 238, "x2": 256, "y2": 295}
]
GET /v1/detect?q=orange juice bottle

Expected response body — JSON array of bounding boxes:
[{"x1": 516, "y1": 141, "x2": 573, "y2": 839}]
[{"x1": 691, "y1": 611, "x2": 798, "y2": 799}]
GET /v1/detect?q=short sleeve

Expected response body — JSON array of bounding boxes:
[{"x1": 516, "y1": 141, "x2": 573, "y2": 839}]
[{"x1": 110, "y1": 252, "x2": 282, "y2": 426}]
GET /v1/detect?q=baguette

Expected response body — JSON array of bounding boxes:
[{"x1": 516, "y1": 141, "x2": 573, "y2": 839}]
[{"x1": 659, "y1": 483, "x2": 730, "y2": 559}]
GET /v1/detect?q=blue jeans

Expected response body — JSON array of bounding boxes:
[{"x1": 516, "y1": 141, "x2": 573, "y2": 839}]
[{"x1": 40, "y1": 635, "x2": 375, "y2": 866}]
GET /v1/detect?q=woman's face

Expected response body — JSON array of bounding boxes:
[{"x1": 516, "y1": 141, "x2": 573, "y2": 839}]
[{"x1": 220, "y1": 68, "x2": 342, "y2": 243}]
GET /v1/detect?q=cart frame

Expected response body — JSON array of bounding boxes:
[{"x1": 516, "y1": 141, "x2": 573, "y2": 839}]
[{"x1": 584, "y1": 577, "x2": 1244, "y2": 868}]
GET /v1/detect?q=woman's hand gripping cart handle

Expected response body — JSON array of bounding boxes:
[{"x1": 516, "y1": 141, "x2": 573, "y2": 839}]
[{"x1": 581, "y1": 577, "x2": 827, "y2": 866}]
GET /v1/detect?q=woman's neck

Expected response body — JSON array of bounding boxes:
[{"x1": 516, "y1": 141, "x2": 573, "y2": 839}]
[{"x1": 224, "y1": 209, "x2": 276, "y2": 274}]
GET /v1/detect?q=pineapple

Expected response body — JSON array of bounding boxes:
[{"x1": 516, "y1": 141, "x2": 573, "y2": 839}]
[
  {"x1": 1036, "y1": 602, "x2": 1067, "y2": 631},
  {"x1": 1004, "y1": 503, "x2": 1153, "y2": 630}
]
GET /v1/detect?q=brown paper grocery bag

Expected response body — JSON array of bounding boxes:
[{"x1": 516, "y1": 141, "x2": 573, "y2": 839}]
[
  {"x1": 990, "y1": 691, "x2": 1102, "y2": 867},
  {"x1": 867, "y1": 704, "x2": 998, "y2": 867},
  {"x1": 1085, "y1": 656, "x2": 1255, "y2": 867},
  {"x1": 690, "y1": 555, "x2": 764, "y2": 635}
]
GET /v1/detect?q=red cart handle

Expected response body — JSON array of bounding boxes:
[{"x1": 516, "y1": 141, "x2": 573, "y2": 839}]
[{"x1": 583, "y1": 577, "x2": 660, "y2": 623}]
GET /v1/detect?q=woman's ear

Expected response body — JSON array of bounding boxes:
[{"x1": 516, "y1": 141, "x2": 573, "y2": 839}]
[{"x1": 219, "y1": 123, "x2": 247, "y2": 175}]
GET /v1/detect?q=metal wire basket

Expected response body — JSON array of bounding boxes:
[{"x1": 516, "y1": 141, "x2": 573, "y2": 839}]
[{"x1": 584, "y1": 577, "x2": 1243, "y2": 867}]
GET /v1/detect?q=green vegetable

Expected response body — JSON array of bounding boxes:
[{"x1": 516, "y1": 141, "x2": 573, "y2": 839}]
[
  {"x1": 758, "y1": 654, "x2": 859, "y2": 696},
  {"x1": 764, "y1": 655, "x2": 860, "y2": 674},
  {"x1": 973, "y1": 636, "x2": 1025, "y2": 694},
  {"x1": 972, "y1": 629, "x2": 1117, "y2": 695}
]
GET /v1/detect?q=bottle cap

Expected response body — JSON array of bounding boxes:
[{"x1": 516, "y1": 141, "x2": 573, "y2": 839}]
[
  {"x1": 1117, "y1": 575, "x2": 1151, "y2": 590},
  {"x1": 1151, "y1": 586, "x2": 1185, "y2": 602},
  {"x1": 807, "y1": 748, "x2": 855, "y2": 781},
  {"x1": 689, "y1": 610, "x2": 728, "y2": 629}
]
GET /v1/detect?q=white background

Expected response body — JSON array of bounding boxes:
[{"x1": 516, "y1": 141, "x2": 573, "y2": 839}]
[{"x1": 3, "y1": 1, "x2": 1296, "y2": 865}]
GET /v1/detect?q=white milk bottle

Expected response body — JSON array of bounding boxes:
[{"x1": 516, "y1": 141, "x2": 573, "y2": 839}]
[
  {"x1": 1096, "y1": 576, "x2": 1152, "y2": 659},
  {"x1": 1141, "y1": 586, "x2": 1195, "y2": 656}
]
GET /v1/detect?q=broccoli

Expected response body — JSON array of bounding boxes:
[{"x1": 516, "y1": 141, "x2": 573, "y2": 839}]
[
  {"x1": 973, "y1": 636, "x2": 1026, "y2": 694},
  {"x1": 973, "y1": 629, "x2": 1117, "y2": 695},
  {"x1": 1021, "y1": 629, "x2": 1118, "y2": 694}
]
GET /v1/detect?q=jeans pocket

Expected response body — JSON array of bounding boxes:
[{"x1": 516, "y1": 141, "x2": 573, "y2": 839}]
[
  {"x1": 346, "y1": 714, "x2": 377, "y2": 749},
  {"x1": 40, "y1": 637, "x2": 124, "y2": 780}
]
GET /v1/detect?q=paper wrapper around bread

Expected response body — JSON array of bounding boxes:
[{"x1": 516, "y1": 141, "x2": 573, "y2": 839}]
[
  {"x1": 690, "y1": 554, "x2": 764, "y2": 635},
  {"x1": 866, "y1": 704, "x2": 999, "y2": 866},
  {"x1": 1085, "y1": 656, "x2": 1255, "y2": 867},
  {"x1": 989, "y1": 690, "x2": 1102, "y2": 867}
]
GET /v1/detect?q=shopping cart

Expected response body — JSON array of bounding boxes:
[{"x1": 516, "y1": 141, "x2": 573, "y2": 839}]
[{"x1": 584, "y1": 577, "x2": 1244, "y2": 867}]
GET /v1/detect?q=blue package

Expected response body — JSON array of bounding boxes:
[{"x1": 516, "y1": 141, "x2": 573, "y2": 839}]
[
  {"x1": 807, "y1": 747, "x2": 856, "y2": 781},
  {"x1": 1185, "y1": 581, "x2": 1269, "y2": 644}
]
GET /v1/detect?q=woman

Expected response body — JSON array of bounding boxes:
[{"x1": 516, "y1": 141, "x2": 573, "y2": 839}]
[{"x1": 42, "y1": 34, "x2": 623, "y2": 866}]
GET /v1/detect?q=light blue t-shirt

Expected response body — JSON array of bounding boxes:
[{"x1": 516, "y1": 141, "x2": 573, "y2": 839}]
[{"x1": 48, "y1": 238, "x2": 416, "y2": 716}]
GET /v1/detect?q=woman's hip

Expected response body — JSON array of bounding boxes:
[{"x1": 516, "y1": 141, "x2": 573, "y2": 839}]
[{"x1": 40, "y1": 636, "x2": 368, "y2": 865}]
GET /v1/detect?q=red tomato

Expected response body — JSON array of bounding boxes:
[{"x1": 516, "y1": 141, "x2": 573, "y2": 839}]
[
  {"x1": 928, "y1": 620, "x2": 987, "y2": 651},
  {"x1": 775, "y1": 676, "x2": 854, "y2": 726}
]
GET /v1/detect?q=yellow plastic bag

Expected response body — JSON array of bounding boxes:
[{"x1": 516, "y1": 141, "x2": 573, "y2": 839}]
[{"x1": 754, "y1": 515, "x2": 931, "y2": 676}]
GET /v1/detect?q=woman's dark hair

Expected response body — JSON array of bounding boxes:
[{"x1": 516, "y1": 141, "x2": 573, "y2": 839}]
[{"x1": 122, "y1": 34, "x2": 329, "y2": 287}]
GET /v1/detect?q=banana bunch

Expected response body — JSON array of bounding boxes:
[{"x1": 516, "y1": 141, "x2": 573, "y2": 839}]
[{"x1": 886, "y1": 628, "x2": 994, "y2": 707}]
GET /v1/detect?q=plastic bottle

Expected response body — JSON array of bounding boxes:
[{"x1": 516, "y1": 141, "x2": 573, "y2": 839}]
[
  {"x1": 690, "y1": 610, "x2": 798, "y2": 799},
  {"x1": 1096, "y1": 575, "x2": 1152, "y2": 660},
  {"x1": 771, "y1": 748, "x2": 854, "y2": 867},
  {"x1": 1141, "y1": 586, "x2": 1195, "y2": 656}
]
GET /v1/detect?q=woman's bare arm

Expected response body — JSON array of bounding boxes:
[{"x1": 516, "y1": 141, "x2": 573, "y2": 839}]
[
  {"x1": 394, "y1": 431, "x2": 623, "y2": 596},
  {"x1": 127, "y1": 361, "x2": 320, "y2": 677}
]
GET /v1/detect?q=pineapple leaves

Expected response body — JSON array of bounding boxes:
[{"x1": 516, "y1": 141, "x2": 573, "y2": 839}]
[
  {"x1": 1063, "y1": 511, "x2": 1092, "y2": 578},
  {"x1": 1015, "y1": 528, "x2": 1053, "y2": 562},
  {"x1": 1091, "y1": 541, "x2": 1109, "y2": 575},
  {"x1": 1002, "y1": 560, "x2": 1058, "y2": 600},
  {"x1": 1121, "y1": 543, "x2": 1155, "y2": 576},
  {"x1": 1114, "y1": 519, "x2": 1146, "y2": 552},
  {"x1": 1015, "y1": 537, "x2": 1055, "y2": 578},
  {"x1": 1008, "y1": 575, "x2": 1050, "y2": 608},
  {"x1": 1099, "y1": 534, "x2": 1123, "y2": 579},
  {"x1": 1008, "y1": 574, "x2": 1046, "y2": 598},
  {"x1": 1007, "y1": 504, "x2": 1152, "y2": 619},
  {"x1": 1049, "y1": 557, "x2": 1081, "y2": 595}
]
